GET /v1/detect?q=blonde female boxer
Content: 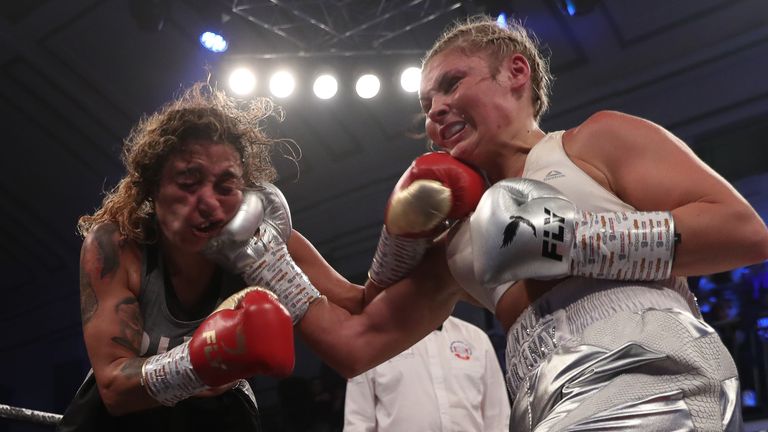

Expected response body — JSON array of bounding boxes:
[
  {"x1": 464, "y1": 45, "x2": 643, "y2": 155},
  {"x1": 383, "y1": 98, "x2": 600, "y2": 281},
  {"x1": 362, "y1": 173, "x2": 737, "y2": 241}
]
[
  {"x1": 416, "y1": 16, "x2": 768, "y2": 431},
  {"x1": 209, "y1": 15, "x2": 768, "y2": 432}
]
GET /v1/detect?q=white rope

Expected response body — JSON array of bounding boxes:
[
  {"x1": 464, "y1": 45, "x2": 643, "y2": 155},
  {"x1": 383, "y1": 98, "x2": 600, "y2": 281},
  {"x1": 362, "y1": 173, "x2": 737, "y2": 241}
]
[{"x1": 0, "y1": 403, "x2": 62, "y2": 425}]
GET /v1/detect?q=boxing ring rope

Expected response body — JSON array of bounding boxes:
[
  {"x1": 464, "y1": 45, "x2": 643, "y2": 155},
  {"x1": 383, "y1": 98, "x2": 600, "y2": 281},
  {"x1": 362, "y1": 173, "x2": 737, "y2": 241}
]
[
  {"x1": 3, "y1": 400, "x2": 768, "y2": 430},
  {"x1": 0, "y1": 403, "x2": 61, "y2": 426}
]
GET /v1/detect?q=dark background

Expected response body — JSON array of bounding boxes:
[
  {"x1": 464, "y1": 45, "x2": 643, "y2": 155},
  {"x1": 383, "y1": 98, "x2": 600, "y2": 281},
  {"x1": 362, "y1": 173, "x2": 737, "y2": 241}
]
[{"x1": 1, "y1": 0, "x2": 768, "y2": 430}]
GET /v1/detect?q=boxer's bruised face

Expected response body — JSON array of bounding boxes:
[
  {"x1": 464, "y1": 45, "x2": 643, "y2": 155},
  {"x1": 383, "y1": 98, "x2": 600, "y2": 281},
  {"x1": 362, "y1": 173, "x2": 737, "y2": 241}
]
[
  {"x1": 420, "y1": 48, "x2": 520, "y2": 165},
  {"x1": 153, "y1": 140, "x2": 244, "y2": 252}
]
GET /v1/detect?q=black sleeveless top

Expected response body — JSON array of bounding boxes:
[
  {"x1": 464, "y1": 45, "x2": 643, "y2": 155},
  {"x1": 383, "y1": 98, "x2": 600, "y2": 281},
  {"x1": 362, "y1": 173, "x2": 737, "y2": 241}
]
[{"x1": 57, "y1": 243, "x2": 260, "y2": 432}]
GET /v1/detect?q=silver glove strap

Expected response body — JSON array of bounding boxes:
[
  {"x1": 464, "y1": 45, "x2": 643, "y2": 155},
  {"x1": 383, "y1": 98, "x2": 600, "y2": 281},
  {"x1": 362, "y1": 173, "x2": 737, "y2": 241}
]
[
  {"x1": 571, "y1": 211, "x2": 675, "y2": 280},
  {"x1": 243, "y1": 241, "x2": 320, "y2": 324},
  {"x1": 141, "y1": 341, "x2": 207, "y2": 406},
  {"x1": 368, "y1": 226, "x2": 430, "y2": 287}
]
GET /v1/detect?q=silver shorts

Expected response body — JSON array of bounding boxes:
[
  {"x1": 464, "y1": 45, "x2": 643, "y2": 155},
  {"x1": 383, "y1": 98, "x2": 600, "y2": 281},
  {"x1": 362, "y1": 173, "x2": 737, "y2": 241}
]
[{"x1": 505, "y1": 277, "x2": 741, "y2": 431}]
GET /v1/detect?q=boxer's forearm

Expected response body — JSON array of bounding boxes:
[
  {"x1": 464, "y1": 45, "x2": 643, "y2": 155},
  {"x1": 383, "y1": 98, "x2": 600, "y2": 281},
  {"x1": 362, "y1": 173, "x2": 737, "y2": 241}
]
[
  {"x1": 670, "y1": 201, "x2": 768, "y2": 276},
  {"x1": 299, "y1": 297, "x2": 457, "y2": 378},
  {"x1": 300, "y1": 247, "x2": 461, "y2": 377},
  {"x1": 95, "y1": 358, "x2": 161, "y2": 416},
  {"x1": 287, "y1": 232, "x2": 366, "y2": 314},
  {"x1": 97, "y1": 357, "x2": 232, "y2": 415}
]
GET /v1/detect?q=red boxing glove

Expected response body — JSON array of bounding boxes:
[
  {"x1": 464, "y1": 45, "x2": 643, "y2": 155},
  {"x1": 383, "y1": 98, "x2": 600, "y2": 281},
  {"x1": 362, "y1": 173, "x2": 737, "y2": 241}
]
[
  {"x1": 369, "y1": 152, "x2": 485, "y2": 287},
  {"x1": 141, "y1": 288, "x2": 294, "y2": 406},
  {"x1": 388, "y1": 152, "x2": 486, "y2": 235},
  {"x1": 189, "y1": 288, "x2": 294, "y2": 386}
]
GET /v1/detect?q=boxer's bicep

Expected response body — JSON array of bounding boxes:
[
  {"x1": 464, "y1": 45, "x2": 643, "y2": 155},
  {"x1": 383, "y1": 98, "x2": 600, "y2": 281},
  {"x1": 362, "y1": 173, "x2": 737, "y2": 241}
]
[
  {"x1": 80, "y1": 224, "x2": 144, "y2": 386},
  {"x1": 570, "y1": 111, "x2": 714, "y2": 210},
  {"x1": 576, "y1": 111, "x2": 768, "y2": 274}
]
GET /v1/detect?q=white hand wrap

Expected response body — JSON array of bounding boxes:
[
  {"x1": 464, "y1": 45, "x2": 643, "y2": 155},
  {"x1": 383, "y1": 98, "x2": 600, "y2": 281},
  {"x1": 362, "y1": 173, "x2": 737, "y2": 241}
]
[
  {"x1": 368, "y1": 179, "x2": 452, "y2": 287},
  {"x1": 571, "y1": 210, "x2": 675, "y2": 280},
  {"x1": 141, "y1": 341, "x2": 206, "y2": 406},
  {"x1": 368, "y1": 227, "x2": 431, "y2": 287},
  {"x1": 241, "y1": 238, "x2": 321, "y2": 324}
]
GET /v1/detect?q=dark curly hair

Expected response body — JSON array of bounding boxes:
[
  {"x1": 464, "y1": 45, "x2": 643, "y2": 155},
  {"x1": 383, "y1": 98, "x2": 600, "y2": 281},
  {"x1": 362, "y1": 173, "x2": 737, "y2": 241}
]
[{"x1": 78, "y1": 82, "x2": 280, "y2": 242}]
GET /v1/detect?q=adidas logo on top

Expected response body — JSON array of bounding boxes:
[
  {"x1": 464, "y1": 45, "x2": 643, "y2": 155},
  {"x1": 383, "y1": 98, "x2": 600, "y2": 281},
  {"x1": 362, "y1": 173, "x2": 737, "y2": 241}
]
[{"x1": 543, "y1": 170, "x2": 565, "y2": 181}]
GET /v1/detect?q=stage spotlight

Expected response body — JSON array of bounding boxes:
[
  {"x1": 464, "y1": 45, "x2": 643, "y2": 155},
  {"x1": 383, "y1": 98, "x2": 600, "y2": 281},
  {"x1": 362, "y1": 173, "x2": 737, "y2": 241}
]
[
  {"x1": 270, "y1": 70, "x2": 296, "y2": 98},
  {"x1": 758, "y1": 316, "x2": 768, "y2": 341},
  {"x1": 228, "y1": 68, "x2": 256, "y2": 96},
  {"x1": 356, "y1": 74, "x2": 380, "y2": 99},
  {"x1": 742, "y1": 389, "x2": 757, "y2": 408},
  {"x1": 400, "y1": 67, "x2": 421, "y2": 93},
  {"x1": 730, "y1": 266, "x2": 749, "y2": 283},
  {"x1": 200, "y1": 31, "x2": 228, "y2": 53},
  {"x1": 555, "y1": 0, "x2": 601, "y2": 16},
  {"x1": 696, "y1": 276, "x2": 716, "y2": 292},
  {"x1": 496, "y1": 12, "x2": 508, "y2": 27},
  {"x1": 467, "y1": 0, "x2": 513, "y2": 25},
  {"x1": 313, "y1": 74, "x2": 338, "y2": 100}
]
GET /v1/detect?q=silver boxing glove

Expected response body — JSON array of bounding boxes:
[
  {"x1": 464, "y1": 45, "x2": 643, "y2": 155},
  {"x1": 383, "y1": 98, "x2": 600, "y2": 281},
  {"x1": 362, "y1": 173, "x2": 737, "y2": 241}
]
[
  {"x1": 471, "y1": 178, "x2": 577, "y2": 287},
  {"x1": 203, "y1": 182, "x2": 291, "y2": 274},
  {"x1": 471, "y1": 178, "x2": 676, "y2": 288},
  {"x1": 204, "y1": 182, "x2": 319, "y2": 324}
]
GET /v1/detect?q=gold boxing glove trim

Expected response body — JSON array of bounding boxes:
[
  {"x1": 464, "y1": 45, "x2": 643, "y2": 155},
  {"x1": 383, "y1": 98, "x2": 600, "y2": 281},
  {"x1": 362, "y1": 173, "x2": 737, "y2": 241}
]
[
  {"x1": 386, "y1": 179, "x2": 452, "y2": 235},
  {"x1": 212, "y1": 287, "x2": 278, "y2": 314}
]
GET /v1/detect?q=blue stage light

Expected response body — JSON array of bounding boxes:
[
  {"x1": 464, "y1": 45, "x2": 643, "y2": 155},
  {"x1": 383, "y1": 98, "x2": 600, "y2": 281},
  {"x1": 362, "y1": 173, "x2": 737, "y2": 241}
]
[
  {"x1": 556, "y1": 0, "x2": 600, "y2": 17},
  {"x1": 742, "y1": 389, "x2": 757, "y2": 407},
  {"x1": 730, "y1": 266, "x2": 749, "y2": 282},
  {"x1": 697, "y1": 276, "x2": 716, "y2": 292},
  {"x1": 200, "y1": 31, "x2": 227, "y2": 53},
  {"x1": 496, "y1": 13, "x2": 507, "y2": 28},
  {"x1": 563, "y1": 0, "x2": 577, "y2": 16},
  {"x1": 758, "y1": 316, "x2": 768, "y2": 341}
]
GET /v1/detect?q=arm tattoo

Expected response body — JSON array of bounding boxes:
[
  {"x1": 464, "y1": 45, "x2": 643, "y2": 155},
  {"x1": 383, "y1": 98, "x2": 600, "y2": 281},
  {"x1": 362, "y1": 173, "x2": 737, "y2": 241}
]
[
  {"x1": 81, "y1": 223, "x2": 128, "y2": 326},
  {"x1": 93, "y1": 224, "x2": 121, "y2": 279},
  {"x1": 111, "y1": 297, "x2": 144, "y2": 356},
  {"x1": 79, "y1": 261, "x2": 98, "y2": 325}
]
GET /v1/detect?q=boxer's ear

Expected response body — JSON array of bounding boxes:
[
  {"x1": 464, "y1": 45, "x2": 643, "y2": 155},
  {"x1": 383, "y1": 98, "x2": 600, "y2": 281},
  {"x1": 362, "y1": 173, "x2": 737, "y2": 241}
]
[{"x1": 501, "y1": 53, "x2": 531, "y2": 92}]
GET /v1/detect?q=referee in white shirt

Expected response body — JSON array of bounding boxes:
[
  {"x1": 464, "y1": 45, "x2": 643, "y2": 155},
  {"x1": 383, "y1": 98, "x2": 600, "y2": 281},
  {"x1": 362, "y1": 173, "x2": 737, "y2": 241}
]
[{"x1": 343, "y1": 316, "x2": 510, "y2": 431}]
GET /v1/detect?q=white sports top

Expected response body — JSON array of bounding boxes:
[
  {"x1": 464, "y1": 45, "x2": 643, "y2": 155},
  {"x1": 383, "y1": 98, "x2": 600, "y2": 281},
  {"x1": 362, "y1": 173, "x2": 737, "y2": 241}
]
[
  {"x1": 448, "y1": 131, "x2": 648, "y2": 310},
  {"x1": 522, "y1": 130, "x2": 634, "y2": 212}
]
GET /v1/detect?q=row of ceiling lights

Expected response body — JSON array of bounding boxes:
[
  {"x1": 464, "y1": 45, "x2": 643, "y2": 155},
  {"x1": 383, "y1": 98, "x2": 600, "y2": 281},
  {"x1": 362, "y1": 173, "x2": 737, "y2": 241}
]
[
  {"x1": 225, "y1": 66, "x2": 423, "y2": 100},
  {"x1": 203, "y1": 31, "x2": 423, "y2": 99},
  {"x1": 197, "y1": 2, "x2": 604, "y2": 99}
]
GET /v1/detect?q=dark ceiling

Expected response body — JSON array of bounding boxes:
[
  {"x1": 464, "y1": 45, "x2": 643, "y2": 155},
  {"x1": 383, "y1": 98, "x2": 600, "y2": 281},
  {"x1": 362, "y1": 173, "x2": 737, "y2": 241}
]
[{"x1": 1, "y1": 0, "x2": 768, "y2": 419}]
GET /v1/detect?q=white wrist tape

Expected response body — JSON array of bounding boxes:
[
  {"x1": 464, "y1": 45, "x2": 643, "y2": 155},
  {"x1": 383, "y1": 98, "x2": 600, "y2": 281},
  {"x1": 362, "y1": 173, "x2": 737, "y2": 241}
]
[
  {"x1": 243, "y1": 242, "x2": 320, "y2": 324},
  {"x1": 141, "y1": 341, "x2": 207, "y2": 406},
  {"x1": 571, "y1": 211, "x2": 675, "y2": 280},
  {"x1": 368, "y1": 227, "x2": 431, "y2": 287}
]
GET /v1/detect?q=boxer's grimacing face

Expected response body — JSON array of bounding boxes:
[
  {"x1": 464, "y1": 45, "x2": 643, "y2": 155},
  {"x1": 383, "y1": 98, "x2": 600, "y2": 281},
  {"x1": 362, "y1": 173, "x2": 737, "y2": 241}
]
[
  {"x1": 420, "y1": 48, "x2": 517, "y2": 166},
  {"x1": 153, "y1": 140, "x2": 244, "y2": 252}
]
